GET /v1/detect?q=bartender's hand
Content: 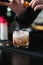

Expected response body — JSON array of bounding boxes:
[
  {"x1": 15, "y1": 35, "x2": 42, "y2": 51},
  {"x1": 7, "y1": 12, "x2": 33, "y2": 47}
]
[
  {"x1": 0, "y1": 0, "x2": 27, "y2": 15},
  {"x1": 29, "y1": 0, "x2": 43, "y2": 11}
]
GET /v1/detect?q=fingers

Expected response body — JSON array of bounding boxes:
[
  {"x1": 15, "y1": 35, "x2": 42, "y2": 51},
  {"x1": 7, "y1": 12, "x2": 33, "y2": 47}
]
[
  {"x1": 15, "y1": 0, "x2": 21, "y2": 4},
  {"x1": 15, "y1": 0, "x2": 25, "y2": 5},
  {"x1": 34, "y1": 4, "x2": 43, "y2": 11},
  {"x1": 0, "y1": 2, "x2": 9, "y2": 6},
  {"x1": 29, "y1": 0, "x2": 43, "y2": 11},
  {"x1": 29, "y1": 0, "x2": 39, "y2": 8},
  {"x1": 31, "y1": 0, "x2": 39, "y2": 8},
  {"x1": 29, "y1": 0, "x2": 43, "y2": 8},
  {"x1": 20, "y1": 0, "x2": 24, "y2": 4},
  {"x1": 29, "y1": 0, "x2": 34, "y2": 6}
]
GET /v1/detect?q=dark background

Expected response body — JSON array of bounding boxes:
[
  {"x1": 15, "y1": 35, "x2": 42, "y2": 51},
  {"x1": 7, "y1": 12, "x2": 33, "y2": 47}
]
[{"x1": 0, "y1": 0, "x2": 43, "y2": 50}]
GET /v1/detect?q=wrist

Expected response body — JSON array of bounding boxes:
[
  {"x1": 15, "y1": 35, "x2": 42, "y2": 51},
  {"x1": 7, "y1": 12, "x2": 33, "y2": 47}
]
[{"x1": 16, "y1": 9, "x2": 27, "y2": 17}]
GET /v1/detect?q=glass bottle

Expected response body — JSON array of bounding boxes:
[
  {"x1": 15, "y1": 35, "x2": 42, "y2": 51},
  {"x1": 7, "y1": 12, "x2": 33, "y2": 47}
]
[{"x1": 0, "y1": 16, "x2": 8, "y2": 41}]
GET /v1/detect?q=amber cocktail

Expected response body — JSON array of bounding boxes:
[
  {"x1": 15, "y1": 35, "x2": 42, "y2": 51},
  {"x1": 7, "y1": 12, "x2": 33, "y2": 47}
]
[{"x1": 13, "y1": 30, "x2": 29, "y2": 48}]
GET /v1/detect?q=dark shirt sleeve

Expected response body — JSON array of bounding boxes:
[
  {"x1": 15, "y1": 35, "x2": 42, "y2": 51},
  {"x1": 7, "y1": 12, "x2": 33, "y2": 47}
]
[
  {"x1": 16, "y1": 7, "x2": 41, "y2": 28},
  {"x1": 16, "y1": 0, "x2": 41, "y2": 28}
]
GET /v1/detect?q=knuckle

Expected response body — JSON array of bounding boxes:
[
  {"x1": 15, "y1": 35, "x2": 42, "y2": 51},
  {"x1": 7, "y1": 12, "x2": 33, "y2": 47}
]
[
  {"x1": 36, "y1": 5, "x2": 39, "y2": 9},
  {"x1": 34, "y1": 0, "x2": 39, "y2": 4},
  {"x1": 34, "y1": 0, "x2": 37, "y2": 3}
]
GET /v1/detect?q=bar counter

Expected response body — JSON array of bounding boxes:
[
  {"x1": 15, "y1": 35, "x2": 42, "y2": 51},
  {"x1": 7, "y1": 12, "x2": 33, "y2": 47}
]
[
  {"x1": 0, "y1": 40, "x2": 43, "y2": 65},
  {"x1": 0, "y1": 49, "x2": 43, "y2": 65}
]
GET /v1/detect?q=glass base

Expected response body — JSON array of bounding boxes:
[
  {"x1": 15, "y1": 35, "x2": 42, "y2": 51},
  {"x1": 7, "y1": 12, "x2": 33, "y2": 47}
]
[{"x1": 13, "y1": 45, "x2": 29, "y2": 49}]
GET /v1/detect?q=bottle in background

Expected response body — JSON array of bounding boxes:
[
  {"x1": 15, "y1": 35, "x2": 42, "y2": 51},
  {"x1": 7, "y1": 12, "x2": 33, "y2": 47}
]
[
  {"x1": 0, "y1": 16, "x2": 8, "y2": 41},
  {"x1": 6, "y1": 7, "x2": 19, "y2": 42},
  {"x1": 0, "y1": 22, "x2": 1, "y2": 40}
]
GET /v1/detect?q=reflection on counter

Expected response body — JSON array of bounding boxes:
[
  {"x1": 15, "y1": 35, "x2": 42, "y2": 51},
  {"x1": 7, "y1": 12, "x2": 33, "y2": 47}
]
[
  {"x1": 0, "y1": 50, "x2": 43, "y2": 65},
  {"x1": 12, "y1": 53, "x2": 30, "y2": 65}
]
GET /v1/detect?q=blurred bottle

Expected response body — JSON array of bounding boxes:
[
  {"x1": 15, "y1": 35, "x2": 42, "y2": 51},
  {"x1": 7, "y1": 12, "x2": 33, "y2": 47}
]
[
  {"x1": 6, "y1": 7, "x2": 20, "y2": 42},
  {"x1": 0, "y1": 16, "x2": 8, "y2": 41},
  {"x1": 0, "y1": 22, "x2": 1, "y2": 40}
]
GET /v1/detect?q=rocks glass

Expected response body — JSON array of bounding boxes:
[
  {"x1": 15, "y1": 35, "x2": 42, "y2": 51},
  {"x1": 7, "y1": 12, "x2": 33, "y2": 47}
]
[{"x1": 13, "y1": 30, "x2": 29, "y2": 48}]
